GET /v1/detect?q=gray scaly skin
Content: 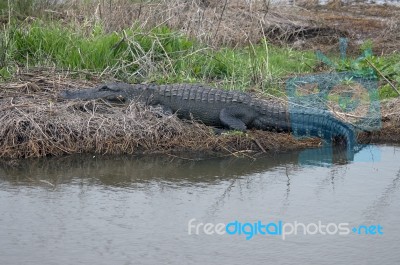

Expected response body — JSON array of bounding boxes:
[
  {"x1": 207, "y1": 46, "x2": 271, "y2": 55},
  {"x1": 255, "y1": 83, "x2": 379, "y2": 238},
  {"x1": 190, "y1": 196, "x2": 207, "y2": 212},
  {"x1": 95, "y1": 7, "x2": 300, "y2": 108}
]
[{"x1": 60, "y1": 82, "x2": 356, "y2": 152}]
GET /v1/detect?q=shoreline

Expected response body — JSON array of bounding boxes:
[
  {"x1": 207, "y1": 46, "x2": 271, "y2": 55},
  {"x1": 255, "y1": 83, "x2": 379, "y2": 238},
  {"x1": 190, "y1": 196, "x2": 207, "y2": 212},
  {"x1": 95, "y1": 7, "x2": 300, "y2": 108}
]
[
  {"x1": 0, "y1": 1, "x2": 399, "y2": 159},
  {"x1": 0, "y1": 68, "x2": 399, "y2": 159}
]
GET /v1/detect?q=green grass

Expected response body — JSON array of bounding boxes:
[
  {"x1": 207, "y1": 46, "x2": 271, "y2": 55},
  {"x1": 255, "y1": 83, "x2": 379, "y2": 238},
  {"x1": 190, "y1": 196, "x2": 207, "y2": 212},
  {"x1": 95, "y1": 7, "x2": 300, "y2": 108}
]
[
  {"x1": 1, "y1": 21, "x2": 316, "y2": 92},
  {"x1": 317, "y1": 44, "x2": 400, "y2": 99},
  {"x1": 1, "y1": 20, "x2": 398, "y2": 99}
]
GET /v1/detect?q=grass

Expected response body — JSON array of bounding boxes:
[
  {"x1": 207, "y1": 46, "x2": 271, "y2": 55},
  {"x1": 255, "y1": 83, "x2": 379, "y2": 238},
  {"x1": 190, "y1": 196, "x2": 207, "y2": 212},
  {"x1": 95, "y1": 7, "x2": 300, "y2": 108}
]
[
  {"x1": 0, "y1": 0, "x2": 398, "y2": 99},
  {"x1": 1, "y1": 21, "x2": 316, "y2": 94},
  {"x1": 317, "y1": 44, "x2": 400, "y2": 99}
]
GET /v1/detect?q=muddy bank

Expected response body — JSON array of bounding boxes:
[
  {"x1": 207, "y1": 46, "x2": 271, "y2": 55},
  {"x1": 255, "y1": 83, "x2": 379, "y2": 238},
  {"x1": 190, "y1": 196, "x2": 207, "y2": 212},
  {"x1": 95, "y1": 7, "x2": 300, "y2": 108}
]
[
  {"x1": 0, "y1": 69, "x2": 398, "y2": 159},
  {"x1": 367, "y1": 98, "x2": 400, "y2": 142}
]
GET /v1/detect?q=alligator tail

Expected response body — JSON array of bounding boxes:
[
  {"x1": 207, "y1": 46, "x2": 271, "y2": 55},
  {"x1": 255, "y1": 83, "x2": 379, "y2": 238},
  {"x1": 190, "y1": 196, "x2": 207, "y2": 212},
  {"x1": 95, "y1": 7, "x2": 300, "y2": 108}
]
[{"x1": 289, "y1": 108, "x2": 356, "y2": 158}]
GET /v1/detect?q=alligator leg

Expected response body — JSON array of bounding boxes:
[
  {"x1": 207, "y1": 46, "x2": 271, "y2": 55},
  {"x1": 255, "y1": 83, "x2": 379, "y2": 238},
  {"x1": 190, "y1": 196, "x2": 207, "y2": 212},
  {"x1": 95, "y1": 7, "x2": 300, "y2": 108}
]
[{"x1": 219, "y1": 108, "x2": 247, "y2": 131}]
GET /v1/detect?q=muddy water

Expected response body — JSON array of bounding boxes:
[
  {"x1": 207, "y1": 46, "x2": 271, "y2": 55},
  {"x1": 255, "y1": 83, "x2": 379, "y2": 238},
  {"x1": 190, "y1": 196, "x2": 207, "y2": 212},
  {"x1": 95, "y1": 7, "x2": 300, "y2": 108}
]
[{"x1": 0, "y1": 145, "x2": 399, "y2": 265}]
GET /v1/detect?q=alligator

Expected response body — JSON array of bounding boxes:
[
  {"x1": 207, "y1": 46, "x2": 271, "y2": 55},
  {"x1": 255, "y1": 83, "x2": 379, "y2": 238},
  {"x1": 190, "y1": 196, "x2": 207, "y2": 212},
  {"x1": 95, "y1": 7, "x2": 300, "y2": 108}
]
[{"x1": 60, "y1": 82, "x2": 357, "y2": 152}]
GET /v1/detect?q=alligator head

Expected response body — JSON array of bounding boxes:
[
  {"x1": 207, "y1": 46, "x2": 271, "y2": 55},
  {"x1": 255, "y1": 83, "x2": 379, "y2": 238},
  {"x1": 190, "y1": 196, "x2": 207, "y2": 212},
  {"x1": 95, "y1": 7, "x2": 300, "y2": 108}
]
[{"x1": 59, "y1": 83, "x2": 133, "y2": 103}]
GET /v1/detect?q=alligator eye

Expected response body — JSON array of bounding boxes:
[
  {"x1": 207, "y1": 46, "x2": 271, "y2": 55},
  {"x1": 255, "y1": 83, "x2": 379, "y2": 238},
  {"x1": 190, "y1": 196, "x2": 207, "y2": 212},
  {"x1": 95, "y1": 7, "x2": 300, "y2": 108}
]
[{"x1": 99, "y1": 85, "x2": 111, "y2": 91}]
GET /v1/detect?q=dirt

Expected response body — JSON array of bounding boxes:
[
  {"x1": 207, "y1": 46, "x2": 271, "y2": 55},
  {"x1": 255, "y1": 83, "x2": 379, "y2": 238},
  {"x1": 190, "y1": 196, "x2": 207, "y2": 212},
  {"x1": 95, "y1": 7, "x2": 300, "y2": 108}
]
[{"x1": 307, "y1": 3, "x2": 400, "y2": 54}]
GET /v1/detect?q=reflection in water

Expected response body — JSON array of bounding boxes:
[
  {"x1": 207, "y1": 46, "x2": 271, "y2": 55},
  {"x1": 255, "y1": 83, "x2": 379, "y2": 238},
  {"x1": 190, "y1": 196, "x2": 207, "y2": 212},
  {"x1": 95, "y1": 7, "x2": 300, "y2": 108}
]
[
  {"x1": 0, "y1": 145, "x2": 357, "y2": 187},
  {"x1": 0, "y1": 153, "x2": 292, "y2": 187},
  {"x1": 0, "y1": 145, "x2": 399, "y2": 265}
]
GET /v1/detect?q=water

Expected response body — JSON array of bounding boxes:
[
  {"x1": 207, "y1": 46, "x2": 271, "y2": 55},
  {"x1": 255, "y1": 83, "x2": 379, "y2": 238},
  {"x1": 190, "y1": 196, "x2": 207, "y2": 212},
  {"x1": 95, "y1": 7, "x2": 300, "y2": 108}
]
[{"x1": 0, "y1": 145, "x2": 399, "y2": 265}]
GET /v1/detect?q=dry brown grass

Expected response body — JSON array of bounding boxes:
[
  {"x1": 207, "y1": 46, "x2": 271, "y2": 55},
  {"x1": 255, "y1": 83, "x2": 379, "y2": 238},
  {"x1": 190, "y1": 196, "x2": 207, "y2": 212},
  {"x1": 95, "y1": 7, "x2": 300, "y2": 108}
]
[
  {"x1": 19, "y1": 0, "x2": 390, "y2": 54},
  {"x1": 0, "y1": 68, "x2": 319, "y2": 159},
  {"x1": 37, "y1": 0, "x2": 344, "y2": 48},
  {"x1": 5, "y1": 0, "x2": 399, "y2": 52},
  {"x1": 1, "y1": 68, "x2": 399, "y2": 159},
  {"x1": 310, "y1": 2, "x2": 400, "y2": 54},
  {"x1": 367, "y1": 98, "x2": 400, "y2": 142}
]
